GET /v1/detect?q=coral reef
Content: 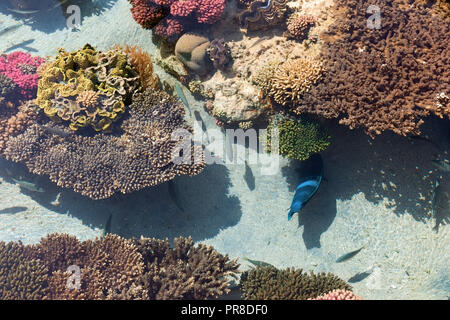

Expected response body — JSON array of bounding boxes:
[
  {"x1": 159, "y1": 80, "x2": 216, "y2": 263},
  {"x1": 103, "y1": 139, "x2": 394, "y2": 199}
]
[
  {"x1": 0, "y1": 234, "x2": 240, "y2": 300},
  {"x1": 207, "y1": 38, "x2": 232, "y2": 70},
  {"x1": 175, "y1": 33, "x2": 212, "y2": 75},
  {"x1": 239, "y1": 265, "x2": 352, "y2": 300},
  {"x1": 237, "y1": 0, "x2": 289, "y2": 31},
  {"x1": 4, "y1": 88, "x2": 205, "y2": 200},
  {"x1": 311, "y1": 289, "x2": 362, "y2": 300},
  {"x1": 284, "y1": 14, "x2": 317, "y2": 41},
  {"x1": 129, "y1": 0, "x2": 226, "y2": 41},
  {"x1": 0, "y1": 241, "x2": 48, "y2": 300},
  {"x1": 267, "y1": 115, "x2": 331, "y2": 161},
  {"x1": 0, "y1": 52, "x2": 45, "y2": 100},
  {"x1": 36, "y1": 44, "x2": 140, "y2": 132},
  {"x1": 118, "y1": 44, "x2": 160, "y2": 90},
  {"x1": 129, "y1": 236, "x2": 240, "y2": 300},
  {"x1": 293, "y1": 0, "x2": 450, "y2": 137}
]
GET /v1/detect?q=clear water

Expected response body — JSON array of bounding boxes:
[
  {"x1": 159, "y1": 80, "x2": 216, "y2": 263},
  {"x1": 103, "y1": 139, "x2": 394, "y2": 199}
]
[{"x1": 0, "y1": 0, "x2": 448, "y2": 300}]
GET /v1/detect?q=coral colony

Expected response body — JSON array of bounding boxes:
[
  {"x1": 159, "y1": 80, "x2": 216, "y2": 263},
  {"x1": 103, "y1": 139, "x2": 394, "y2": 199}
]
[{"x1": 0, "y1": 0, "x2": 449, "y2": 300}]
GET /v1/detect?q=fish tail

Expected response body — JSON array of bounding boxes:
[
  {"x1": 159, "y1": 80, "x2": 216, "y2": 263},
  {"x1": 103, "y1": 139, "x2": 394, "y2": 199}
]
[{"x1": 288, "y1": 210, "x2": 295, "y2": 220}]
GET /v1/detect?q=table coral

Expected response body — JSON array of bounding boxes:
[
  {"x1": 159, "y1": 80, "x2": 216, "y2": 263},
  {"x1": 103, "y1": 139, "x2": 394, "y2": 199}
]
[
  {"x1": 239, "y1": 265, "x2": 352, "y2": 300},
  {"x1": 36, "y1": 44, "x2": 140, "y2": 132},
  {"x1": 4, "y1": 88, "x2": 205, "y2": 200},
  {"x1": 292, "y1": 0, "x2": 450, "y2": 137},
  {"x1": 0, "y1": 51, "x2": 45, "y2": 100}
]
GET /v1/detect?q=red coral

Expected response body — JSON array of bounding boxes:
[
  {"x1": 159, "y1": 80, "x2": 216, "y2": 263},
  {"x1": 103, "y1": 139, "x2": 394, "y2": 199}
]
[
  {"x1": 195, "y1": 0, "x2": 225, "y2": 24},
  {"x1": 0, "y1": 51, "x2": 44, "y2": 100},
  {"x1": 154, "y1": 17, "x2": 185, "y2": 39},
  {"x1": 170, "y1": 0, "x2": 198, "y2": 16},
  {"x1": 153, "y1": 0, "x2": 176, "y2": 6},
  {"x1": 311, "y1": 289, "x2": 362, "y2": 300},
  {"x1": 130, "y1": 0, "x2": 165, "y2": 29}
]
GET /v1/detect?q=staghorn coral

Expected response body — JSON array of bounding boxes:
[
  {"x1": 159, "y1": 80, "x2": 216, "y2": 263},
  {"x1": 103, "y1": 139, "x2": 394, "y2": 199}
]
[
  {"x1": 4, "y1": 88, "x2": 205, "y2": 200},
  {"x1": 207, "y1": 38, "x2": 232, "y2": 70},
  {"x1": 267, "y1": 115, "x2": 331, "y2": 161},
  {"x1": 36, "y1": 44, "x2": 140, "y2": 132},
  {"x1": 118, "y1": 44, "x2": 160, "y2": 90},
  {"x1": 293, "y1": 0, "x2": 449, "y2": 137},
  {"x1": 0, "y1": 51, "x2": 45, "y2": 100},
  {"x1": 284, "y1": 14, "x2": 317, "y2": 41},
  {"x1": 237, "y1": 0, "x2": 289, "y2": 31},
  {"x1": 311, "y1": 289, "x2": 362, "y2": 300},
  {"x1": 269, "y1": 58, "x2": 324, "y2": 107},
  {"x1": 0, "y1": 241, "x2": 48, "y2": 300},
  {"x1": 240, "y1": 265, "x2": 352, "y2": 300},
  {"x1": 130, "y1": 236, "x2": 240, "y2": 300}
]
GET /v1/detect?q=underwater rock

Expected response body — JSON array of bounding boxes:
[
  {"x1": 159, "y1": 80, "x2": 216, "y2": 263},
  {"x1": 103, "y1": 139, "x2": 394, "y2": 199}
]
[{"x1": 175, "y1": 33, "x2": 212, "y2": 75}]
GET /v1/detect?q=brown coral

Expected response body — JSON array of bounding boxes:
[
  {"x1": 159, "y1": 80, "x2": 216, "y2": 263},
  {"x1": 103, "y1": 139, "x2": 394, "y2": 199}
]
[
  {"x1": 3, "y1": 88, "x2": 205, "y2": 200},
  {"x1": 130, "y1": 236, "x2": 240, "y2": 300},
  {"x1": 292, "y1": 0, "x2": 449, "y2": 137}
]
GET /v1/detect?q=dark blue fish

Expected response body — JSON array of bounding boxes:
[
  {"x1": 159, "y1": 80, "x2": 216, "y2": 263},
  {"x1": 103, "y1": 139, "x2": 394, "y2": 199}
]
[
  {"x1": 336, "y1": 246, "x2": 365, "y2": 263},
  {"x1": 243, "y1": 160, "x2": 255, "y2": 191},
  {"x1": 288, "y1": 154, "x2": 323, "y2": 220}
]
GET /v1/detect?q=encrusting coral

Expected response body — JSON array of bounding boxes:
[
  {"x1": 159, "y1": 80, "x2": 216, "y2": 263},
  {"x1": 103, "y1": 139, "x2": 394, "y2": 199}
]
[
  {"x1": 4, "y1": 88, "x2": 205, "y2": 200},
  {"x1": 0, "y1": 234, "x2": 240, "y2": 300},
  {"x1": 36, "y1": 44, "x2": 140, "y2": 132},
  {"x1": 267, "y1": 115, "x2": 331, "y2": 161},
  {"x1": 292, "y1": 0, "x2": 449, "y2": 137},
  {"x1": 239, "y1": 265, "x2": 352, "y2": 300}
]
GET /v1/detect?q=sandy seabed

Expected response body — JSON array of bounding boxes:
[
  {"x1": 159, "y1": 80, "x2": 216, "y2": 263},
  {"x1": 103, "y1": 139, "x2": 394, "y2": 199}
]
[{"x1": 0, "y1": 0, "x2": 449, "y2": 300}]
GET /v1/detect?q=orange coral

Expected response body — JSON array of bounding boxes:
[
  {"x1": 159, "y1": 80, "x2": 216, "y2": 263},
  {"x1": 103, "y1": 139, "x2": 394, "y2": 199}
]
[
  {"x1": 119, "y1": 44, "x2": 160, "y2": 90},
  {"x1": 75, "y1": 90, "x2": 100, "y2": 108}
]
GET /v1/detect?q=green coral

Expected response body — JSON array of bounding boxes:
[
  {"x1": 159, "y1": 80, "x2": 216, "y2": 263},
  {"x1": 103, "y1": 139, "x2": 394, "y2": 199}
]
[
  {"x1": 267, "y1": 115, "x2": 331, "y2": 161},
  {"x1": 240, "y1": 265, "x2": 352, "y2": 300},
  {"x1": 36, "y1": 44, "x2": 140, "y2": 132}
]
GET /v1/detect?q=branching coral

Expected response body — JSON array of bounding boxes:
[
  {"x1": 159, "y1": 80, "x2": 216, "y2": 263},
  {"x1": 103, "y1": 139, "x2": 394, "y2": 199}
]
[
  {"x1": 4, "y1": 88, "x2": 205, "y2": 200},
  {"x1": 267, "y1": 115, "x2": 331, "y2": 161},
  {"x1": 0, "y1": 51, "x2": 45, "y2": 100},
  {"x1": 284, "y1": 14, "x2": 317, "y2": 40},
  {"x1": 129, "y1": 236, "x2": 240, "y2": 300},
  {"x1": 292, "y1": 0, "x2": 449, "y2": 137},
  {"x1": 311, "y1": 289, "x2": 362, "y2": 300},
  {"x1": 129, "y1": 0, "x2": 226, "y2": 41},
  {"x1": 237, "y1": 0, "x2": 289, "y2": 31},
  {"x1": 36, "y1": 44, "x2": 140, "y2": 132},
  {"x1": 240, "y1": 265, "x2": 352, "y2": 300},
  {"x1": 0, "y1": 241, "x2": 48, "y2": 300}
]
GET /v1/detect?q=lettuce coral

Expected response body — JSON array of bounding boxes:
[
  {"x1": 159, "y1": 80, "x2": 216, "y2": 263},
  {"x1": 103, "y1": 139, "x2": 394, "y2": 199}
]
[{"x1": 36, "y1": 44, "x2": 140, "y2": 132}]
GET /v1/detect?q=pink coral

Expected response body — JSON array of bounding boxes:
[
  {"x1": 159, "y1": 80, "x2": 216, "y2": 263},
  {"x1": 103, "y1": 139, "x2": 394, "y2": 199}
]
[
  {"x1": 195, "y1": 0, "x2": 225, "y2": 24},
  {"x1": 286, "y1": 15, "x2": 317, "y2": 40},
  {"x1": 129, "y1": 0, "x2": 165, "y2": 29},
  {"x1": 154, "y1": 17, "x2": 185, "y2": 39},
  {"x1": 170, "y1": 0, "x2": 198, "y2": 16},
  {"x1": 311, "y1": 289, "x2": 362, "y2": 300},
  {"x1": 0, "y1": 51, "x2": 45, "y2": 100}
]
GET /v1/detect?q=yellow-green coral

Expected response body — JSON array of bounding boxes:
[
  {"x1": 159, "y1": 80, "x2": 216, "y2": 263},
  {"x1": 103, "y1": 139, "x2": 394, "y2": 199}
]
[
  {"x1": 267, "y1": 115, "x2": 331, "y2": 161},
  {"x1": 36, "y1": 44, "x2": 140, "y2": 132}
]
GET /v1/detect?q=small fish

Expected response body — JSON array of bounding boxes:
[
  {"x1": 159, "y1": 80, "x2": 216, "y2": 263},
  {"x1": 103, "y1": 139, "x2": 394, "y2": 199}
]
[
  {"x1": 37, "y1": 124, "x2": 72, "y2": 138},
  {"x1": 5, "y1": 39, "x2": 36, "y2": 53},
  {"x1": 336, "y1": 246, "x2": 365, "y2": 263},
  {"x1": 288, "y1": 154, "x2": 323, "y2": 220},
  {"x1": 432, "y1": 159, "x2": 450, "y2": 173},
  {"x1": 243, "y1": 160, "x2": 255, "y2": 191},
  {"x1": 193, "y1": 110, "x2": 210, "y2": 144},
  {"x1": 51, "y1": 192, "x2": 62, "y2": 206},
  {"x1": 0, "y1": 206, "x2": 27, "y2": 214},
  {"x1": 168, "y1": 180, "x2": 185, "y2": 213},
  {"x1": 0, "y1": 23, "x2": 24, "y2": 36},
  {"x1": 7, "y1": 8, "x2": 41, "y2": 15},
  {"x1": 432, "y1": 180, "x2": 450, "y2": 232},
  {"x1": 174, "y1": 82, "x2": 192, "y2": 117},
  {"x1": 102, "y1": 214, "x2": 113, "y2": 238},
  {"x1": 248, "y1": 36, "x2": 270, "y2": 49},
  {"x1": 408, "y1": 135, "x2": 441, "y2": 150},
  {"x1": 348, "y1": 270, "x2": 373, "y2": 283},
  {"x1": 242, "y1": 257, "x2": 274, "y2": 268},
  {"x1": 12, "y1": 178, "x2": 45, "y2": 192}
]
